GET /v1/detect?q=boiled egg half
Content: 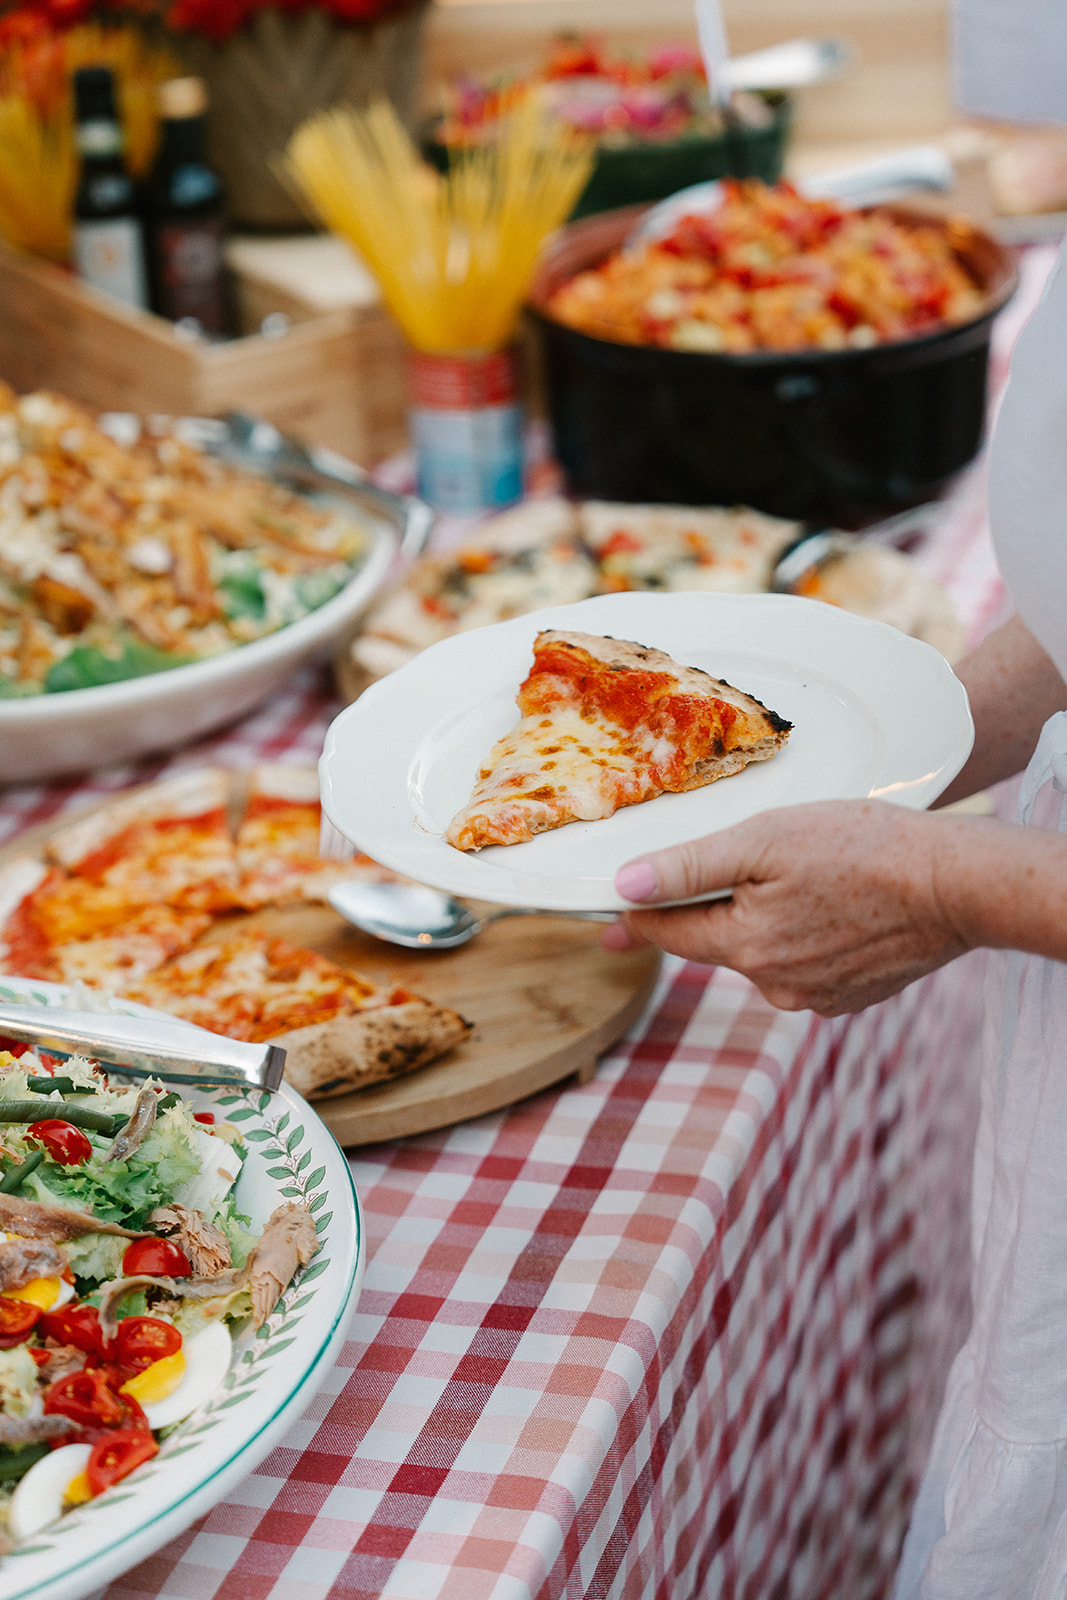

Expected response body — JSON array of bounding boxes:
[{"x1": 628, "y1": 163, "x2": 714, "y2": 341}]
[
  {"x1": 8, "y1": 1443, "x2": 92, "y2": 1539},
  {"x1": 120, "y1": 1320, "x2": 232, "y2": 1429},
  {"x1": 0, "y1": 1233, "x2": 75, "y2": 1311}
]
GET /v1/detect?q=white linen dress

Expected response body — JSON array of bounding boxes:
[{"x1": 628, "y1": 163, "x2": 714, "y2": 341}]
[{"x1": 894, "y1": 238, "x2": 1067, "y2": 1598}]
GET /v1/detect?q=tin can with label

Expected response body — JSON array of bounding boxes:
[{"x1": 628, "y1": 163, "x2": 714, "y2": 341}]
[{"x1": 409, "y1": 348, "x2": 524, "y2": 515}]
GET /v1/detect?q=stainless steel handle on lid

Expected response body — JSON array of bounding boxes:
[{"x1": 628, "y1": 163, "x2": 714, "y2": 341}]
[{"x1": 0, "y1": 1003, "x2": 286, "y2": 1092}]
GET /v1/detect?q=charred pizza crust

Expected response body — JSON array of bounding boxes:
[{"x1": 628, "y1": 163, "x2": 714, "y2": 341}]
[
  {"x1": 447, "y1": 628, "x2": 792, "y2": 851},
  {"x1": 547, "y1": 630, "x2": 791, "y2": 782},
  {"x1": 0, "y1": 768, "x2": 470, "y2": 1100},
  {"x1": 275, "y1": 1000, "x2": 473, "y2": 1100}
]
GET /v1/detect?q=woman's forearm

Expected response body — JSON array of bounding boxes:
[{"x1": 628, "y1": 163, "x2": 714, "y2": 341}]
[
  {"x1": 936, "y1": 614, "x2": 1067, "y2": 805},
  {"x1": 605, "y1": 802, "x2": 1067, "y2": 1017},
  {"x1": 935, "y1": 812, "x2": 1067, "y2": 962}
]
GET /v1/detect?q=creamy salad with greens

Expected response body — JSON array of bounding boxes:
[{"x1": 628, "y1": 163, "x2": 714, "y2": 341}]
[{"x1": 0, "y1": 389, "x2": 369, "y2": 698}]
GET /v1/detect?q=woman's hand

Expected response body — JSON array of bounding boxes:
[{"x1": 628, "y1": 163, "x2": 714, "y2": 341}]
[{"x1": 602, "y1": 799, "x2": 977, "y2": 1016}]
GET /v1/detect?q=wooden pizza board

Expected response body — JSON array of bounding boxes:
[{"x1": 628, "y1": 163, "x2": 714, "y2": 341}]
[
  {"x1": 235, "y1": 902, "x2": 661, "y2": 1147},
  {"x1": 0, "y1": 805, "x2": 661, "y2": 1149}
]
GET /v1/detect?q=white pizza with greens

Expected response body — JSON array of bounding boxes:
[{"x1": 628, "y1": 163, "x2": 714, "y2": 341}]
[{"x1": 0, "y1": 1041, "x2": 316, "y2": 1552}]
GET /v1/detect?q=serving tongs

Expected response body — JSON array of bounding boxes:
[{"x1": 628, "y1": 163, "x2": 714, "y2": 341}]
[
  {"x1": 0, "y1": 1002, "x2": 285, "y2": 1093},
  {"x1": 214, "y1": 412, "x2": 434, "y2": 565}
]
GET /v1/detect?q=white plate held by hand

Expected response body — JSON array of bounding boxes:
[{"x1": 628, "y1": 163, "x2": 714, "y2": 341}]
[{"x1": 320, "y1": 591, "x2": 973, "y2": 912}]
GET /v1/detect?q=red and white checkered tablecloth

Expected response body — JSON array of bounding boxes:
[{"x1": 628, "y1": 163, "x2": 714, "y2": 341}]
[{"x1": 1, "y1": 248, "x2": 1054, "y2": 1600}]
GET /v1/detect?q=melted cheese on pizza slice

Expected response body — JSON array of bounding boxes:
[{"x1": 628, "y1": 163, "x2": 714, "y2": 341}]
[
  {"x1": 0, "y1": 856, "x2": 209, "y2": 988},
  {"x1": 446, "y1": 629, "x2": 790, "y2": 851},
  {"x1": 235, "y1": 767, "x2": 392, "y2": 909},
  {"x1": 46, "y1": 771, "x2": 240, "y2": 914},
  {"x1": 122, "y1": 931, "x2": 408, "y2": 1042}
]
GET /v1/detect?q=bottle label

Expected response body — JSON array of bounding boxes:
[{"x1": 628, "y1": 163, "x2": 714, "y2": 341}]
[
  {"x1": 76, "y1": 119, "x2": 122, "y2": 158},
  {"x1": 153, "y1": 219, "x2": 227, "y2": 334},
  {"x1": 73, "y1": 217, "x2": 149, "y2": 310}
]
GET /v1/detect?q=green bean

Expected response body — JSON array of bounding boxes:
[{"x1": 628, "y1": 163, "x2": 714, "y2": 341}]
[
  {"x1": 0, "y1": 1443, "x2": 49, "y2": 1481},
  {"x1": 0, "y1": 1151, "x2": 43, "y2": 1193},
  {"x1": 0, "y1": 1099, "x2": 123, "y2": 1133},
  {"x1": 26, "y1": 1076, "x2": 96, "y2": 1096}
]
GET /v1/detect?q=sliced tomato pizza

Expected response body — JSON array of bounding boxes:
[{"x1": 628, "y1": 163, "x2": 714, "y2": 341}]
[
  {"x1": 446, "y1": 629, "x2": 791, "y2": 851},
  {"x1": 0, "y1": 854, "x2": 212, "y2": 988},
  {"x1": 123, "y1": 930, "x2": 472, "y2": 1100},
  {"x1": 0, "y1": 771, "x2": 237, "y2": 988},
  {"x1": 235, "y1": 765, "x2": 394, "y2": 909},
  {"x1": 0, "y1": 766, "x2": 471, "y2": 1099},
  {"x1": 45, "y1": 770, "x2": 241, "y2": 914}
]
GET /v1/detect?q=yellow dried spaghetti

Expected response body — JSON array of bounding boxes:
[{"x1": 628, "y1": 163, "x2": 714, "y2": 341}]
[
  {"x1": 0, "y1": 25, "x2": 176, "y2": 262},
  {"x1": 284, "y1": 95, "x2": 594, "y2": 355},
  {"x1": 0, "y1": 96, "x2": 74, "y2": 260}
]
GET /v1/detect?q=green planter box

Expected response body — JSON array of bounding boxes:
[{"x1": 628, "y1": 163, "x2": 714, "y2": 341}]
[{"x1": 424, "y1": 94, "x2": 791, "y2": 222}]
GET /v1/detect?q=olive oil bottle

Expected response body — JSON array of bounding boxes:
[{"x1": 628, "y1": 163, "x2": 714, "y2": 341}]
[
  {"x1": 145, "y1": 76, "x2": 228, "y2": 336},
  {"x1": 71, "y1": 66, "x2": 149, "y2": 310}
]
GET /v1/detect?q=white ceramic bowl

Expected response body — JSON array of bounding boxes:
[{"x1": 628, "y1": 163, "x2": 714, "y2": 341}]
[{"x1": 0, "y1": 440, "x2": 431, "y2": 783}]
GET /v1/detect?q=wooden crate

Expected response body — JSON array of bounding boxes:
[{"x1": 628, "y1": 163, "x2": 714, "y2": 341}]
[{"x1": 0, "y1": 241, "x2": 409, "y2": 466}]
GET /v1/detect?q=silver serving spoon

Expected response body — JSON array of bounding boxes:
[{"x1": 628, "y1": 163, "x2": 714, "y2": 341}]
[
  {"x1": 628, "y1": 145, "x2": 956, "y2": 249},
  {"x1": 724, "y1": 36, "x2": 851, "y2": 93},
  {"x1": 328, "y1": 880, "x2": 614, "y2": 951}
]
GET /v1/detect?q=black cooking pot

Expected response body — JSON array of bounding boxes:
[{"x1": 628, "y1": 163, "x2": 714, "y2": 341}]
[{"x1": 527, "y1": 205, "x2": 1018, "y2": 524}]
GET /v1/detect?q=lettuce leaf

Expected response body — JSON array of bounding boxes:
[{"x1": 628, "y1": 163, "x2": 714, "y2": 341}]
[
  {"x1": 64, "y1": 1232, "x2": 125, "y2": 1284},
  {"x1": 44, "y1": 639, "x2": 189, "y2": 694},
  {"x1": 23, "y1": 1110, "x2": 201, "y2": 1230},
  {"x1": 217, "y1": 567, "x2": 266, "y2": 620},
  {"x1": 214, "y1": 1195, "x2": 256, "y2": 1271}
]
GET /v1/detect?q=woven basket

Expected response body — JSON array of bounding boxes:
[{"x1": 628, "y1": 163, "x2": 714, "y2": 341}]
[{"x1": 171, "y1": 3, "x2": 429, "y2": 231}]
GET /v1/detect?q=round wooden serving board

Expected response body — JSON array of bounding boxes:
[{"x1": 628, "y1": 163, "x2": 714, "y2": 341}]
[
  {"x1": 242, "y1": 903, "x2": 661, "y2": 1147},
  {"x1": 0, "y1": 799, "x2": 661, "y2": 1148}
]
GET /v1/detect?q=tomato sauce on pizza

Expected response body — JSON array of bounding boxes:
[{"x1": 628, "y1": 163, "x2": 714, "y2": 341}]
[{"x1": 446, "y1": 629, "x2": 791, "y2": 851}]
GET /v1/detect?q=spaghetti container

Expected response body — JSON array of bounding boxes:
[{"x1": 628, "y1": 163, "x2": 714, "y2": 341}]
[{"x1": 409, "y1": 348, "x2": 523, "y2": 515}]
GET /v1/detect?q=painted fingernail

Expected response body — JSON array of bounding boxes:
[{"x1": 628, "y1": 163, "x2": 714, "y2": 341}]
[{"x1": 615, "y1": 861, "x2": 658, "y2": 902}]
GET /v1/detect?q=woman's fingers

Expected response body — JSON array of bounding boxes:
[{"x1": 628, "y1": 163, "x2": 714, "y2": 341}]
[
  {"x1": 600, "y1": 918, "x2": 648, "y2": 952},
  {"x1": 601, "y1": 800, "x2": 973, "y2": 1015},
  {"x1": 614, "y1": 824, "x2": 760, "y2": 905}
]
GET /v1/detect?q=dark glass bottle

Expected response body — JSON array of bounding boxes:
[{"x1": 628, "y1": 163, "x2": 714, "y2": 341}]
[
  {"x1": 72, "y1": 66, "x2": 149, "y2": 309},
  {"x1": 145, "y1": 77, "x2": 228, "y2": 337}
]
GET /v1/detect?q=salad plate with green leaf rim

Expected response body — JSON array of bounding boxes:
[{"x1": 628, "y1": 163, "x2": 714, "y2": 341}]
[{"x1": 0, "y1": 975, "x2": 363, "y2": 1600}]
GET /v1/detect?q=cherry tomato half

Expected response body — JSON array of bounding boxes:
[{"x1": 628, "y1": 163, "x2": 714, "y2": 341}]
[
  {"x1": 39, "y1": 1302, "x2": 105, "y2": 1357},
  {"x1": 26, "y1": 1120, "x2": 92, "y2": 1166},
  {"x1": 121, "y1": 1237, "x2": 191, "y2": 1279},
  {"x1": 108, "y1": 1315, "x2": 182, "y2": 1374},
  {"x1": 192, "y1": 1111, "x2": 215, "y2": 1124},
  {"x1": 43, "y1": 1367, "x2": 127, "y2": 1429},
  {"x1": 86, "y1": 1427, "x2": 158, "y2": 1496},
  {"x1": 0, "y1": 1294, "x2": 40, "y2": 1348}
]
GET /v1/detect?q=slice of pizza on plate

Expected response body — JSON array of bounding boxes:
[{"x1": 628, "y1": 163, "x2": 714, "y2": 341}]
[
  {"x1": 446, "y1": 629, "x2": 791, "y2": 852},
  {"x1": 122, "y1": 929, "x2": 472, "y2": 1100}
]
